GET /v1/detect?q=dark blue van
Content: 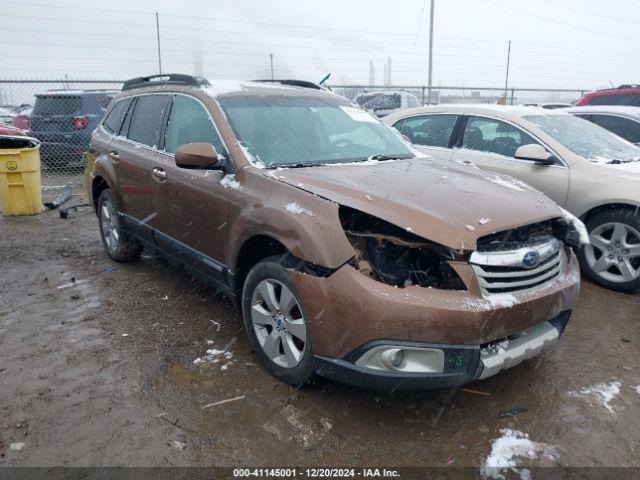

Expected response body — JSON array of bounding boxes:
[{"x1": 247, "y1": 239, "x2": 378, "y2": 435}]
[{"x1": 30, "y1": 90, "x2": 117, "y2": 167}]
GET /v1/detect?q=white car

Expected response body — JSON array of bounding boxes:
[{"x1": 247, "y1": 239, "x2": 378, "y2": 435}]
[
  {"x1": 385, "y1": 104, "x2": 640, "y2": 292},
  {"x1": 354, "y1": 90, "x2": 421, "y2": 118}
]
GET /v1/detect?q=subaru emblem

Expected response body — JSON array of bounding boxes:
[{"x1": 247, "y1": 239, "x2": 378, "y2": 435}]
[{"x1": 522, "y1": 250, "x2": 540, "y2": 268}]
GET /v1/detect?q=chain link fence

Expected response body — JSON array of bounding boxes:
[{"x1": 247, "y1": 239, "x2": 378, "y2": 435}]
[
  {"x1": 0, "y1": 79, "x2": 124, "y2": 201},
  {"x1": 334, "y1": 85, "x2": 587, "y2": 107},
  {"x1": 1, "y1": 79, "x2": 589, "y2": 200}
]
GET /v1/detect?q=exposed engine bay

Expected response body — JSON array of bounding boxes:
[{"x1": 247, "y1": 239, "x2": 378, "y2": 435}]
[{"x1": 339, "y1": 207, "x2": 465, "y2": 290}]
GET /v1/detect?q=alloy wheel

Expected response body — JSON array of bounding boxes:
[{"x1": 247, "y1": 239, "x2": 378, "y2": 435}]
[
  {"x1": 585, "y1": 222, "x2": 640, "y2": 283},
  {"x1": 100, "y1": 200, "x2": 120, "y2": 253},
  {"x1": 250, "y1": 279, "x2": 307, "y2": 369}
]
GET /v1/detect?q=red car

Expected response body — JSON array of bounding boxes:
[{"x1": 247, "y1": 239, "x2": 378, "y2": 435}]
[
  {"x1": 13, "y1": 106, "x2": 32, "y2": 131},
  {"x1": 577, "y1": 84, "x2": 640, "y2": 106},
  {"x1": 0, "y1": 123, "x2": 27, "y2": 136}
]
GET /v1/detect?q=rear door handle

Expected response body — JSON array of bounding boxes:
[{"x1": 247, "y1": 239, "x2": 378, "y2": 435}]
[
  {"x1": 108, "y1": 150, "x2": 120, "y2": 162},
  {"x1": 152, "y1": 167, "x2": 167, "y2": 181}
]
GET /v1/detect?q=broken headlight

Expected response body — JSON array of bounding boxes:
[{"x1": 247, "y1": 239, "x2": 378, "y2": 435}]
[{"x1": 339, "y1": 207, "x2": 466, "y2": 290}]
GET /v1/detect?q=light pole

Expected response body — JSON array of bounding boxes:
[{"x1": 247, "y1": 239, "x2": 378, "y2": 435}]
[
  {"x1": 427, "y1": 0, "x2": 434, "y2": 104},
  {"x1": 504, "y1": 40, "x2": 511, "y2": 104}
]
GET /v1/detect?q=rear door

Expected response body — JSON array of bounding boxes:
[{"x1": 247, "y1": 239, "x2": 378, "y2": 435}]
[
  {"x1": 391, "y1": 113, "x2": 458, "y2": 161},
  {"x1": 453, "y1": 115, "x2": 570, "y2": 206},
  {"x1": 116, "y1": 94, "x2": 171, "y2": 237},
  {"x1": 151, "y1": 94, "x2": 231, "y2": 275}
]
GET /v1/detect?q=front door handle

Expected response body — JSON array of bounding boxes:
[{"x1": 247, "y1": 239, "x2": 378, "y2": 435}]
[
  {"x1": 108, "y1": 150, "x2": 120, "y2": 162},
  {"x1": 152, "y1": 167, "x2": 167, "y2": 181}
]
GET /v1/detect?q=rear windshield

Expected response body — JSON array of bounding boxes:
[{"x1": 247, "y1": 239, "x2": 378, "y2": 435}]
[
  {"x1": 356, "y1": 93, "x2": 401, "y2": 111},
  {"x1": 34, "y1": 96, "x2": 81, "y2": 115}
]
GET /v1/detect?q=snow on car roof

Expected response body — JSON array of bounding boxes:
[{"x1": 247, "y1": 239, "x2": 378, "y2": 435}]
[
  {"x1": 383, "y1": 103, "x2": 570, "y2": 124},
  {"x1": 564, "y1": 105, "x2": 640, "y2": 119}
]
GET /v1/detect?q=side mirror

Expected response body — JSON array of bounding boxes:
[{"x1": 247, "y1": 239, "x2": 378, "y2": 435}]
[
  {"x1": 175, "y1": 143, "x2": 219, "y2": 169},
  {"x1": 514, "y1": 144, "x2": 556, "y2": 165}
]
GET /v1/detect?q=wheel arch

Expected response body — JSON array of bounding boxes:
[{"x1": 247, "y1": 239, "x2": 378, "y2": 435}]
[
  {"x1": 579, "y1": 202, "x2": 640, "y2": 223},
  {"x1": 91, "y1": 175, "x2": 110, "y2": 214}
]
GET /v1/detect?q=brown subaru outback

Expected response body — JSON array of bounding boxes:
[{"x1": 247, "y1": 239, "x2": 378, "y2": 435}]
[{"x1": 85, "y1": 74, "x2": 582, "y2": 390}]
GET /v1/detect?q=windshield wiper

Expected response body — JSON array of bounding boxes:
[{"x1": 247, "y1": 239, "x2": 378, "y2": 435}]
[{"x1": 367, "y1": 154, "x2": 413, "y2": 161}]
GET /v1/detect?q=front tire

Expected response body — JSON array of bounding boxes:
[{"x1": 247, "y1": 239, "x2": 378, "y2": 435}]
[
  {"x1": 578, "y1": 209, "x2": 640, "y2": 293},
  {"x1": 98, "y1": 189, "x2": 142, "y2": 262},
  {"x1": 241, "y1": 257, "x2": 315, "y2": 386}
]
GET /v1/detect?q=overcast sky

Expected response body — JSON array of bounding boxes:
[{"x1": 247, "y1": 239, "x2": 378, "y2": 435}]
[{"x1": 1, "y1": 0, "x2": 639, "y2": 90}]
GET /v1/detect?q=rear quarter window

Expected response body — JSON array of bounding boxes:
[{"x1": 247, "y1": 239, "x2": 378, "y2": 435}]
[
  {"x1": 33, "y1": 96, "x2": 81, "y2": 115},
  {"x1": 103, "y1": 98, "x2": 132, "y2": 134}
]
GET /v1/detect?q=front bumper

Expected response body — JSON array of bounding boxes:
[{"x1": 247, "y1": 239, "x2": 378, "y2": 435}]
[{"x1": 314, "y1": 311, "x2": 571, "y2": 390}]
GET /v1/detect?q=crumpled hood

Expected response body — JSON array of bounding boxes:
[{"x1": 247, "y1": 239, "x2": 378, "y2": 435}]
[{"x1": 269, "y1": 158, "x2": 563, "y2": 250}]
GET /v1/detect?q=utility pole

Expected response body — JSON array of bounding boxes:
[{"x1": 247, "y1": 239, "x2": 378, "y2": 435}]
[
  {"x1": 387, "y1": 57, "x2": 392, "y2": 86},
  {"x1": 503, "y1": 40, "x2": 511, "y2": 104},
  {"x1": 369, "y1": 60, "x2": 375, "y2": 86},
  {"x1": 155, "y1": 12, "x2": 162, "y2": 74},
  {"x1": 427, "y1": 0, "x2": 434, "y2": 104},
  {"x1": 270, "y1": 53, "x2": 274, "y2": 80}
]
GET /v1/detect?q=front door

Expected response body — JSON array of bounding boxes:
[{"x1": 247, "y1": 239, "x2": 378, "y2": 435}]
[
  {"x1": 151, "y1": 94, "x2": 231, "y2": 278},
  {"x1": 453, "y1": 115, "x2": 570, "y2": 206}
]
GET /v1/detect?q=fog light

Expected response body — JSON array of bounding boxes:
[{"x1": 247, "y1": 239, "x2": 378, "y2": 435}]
[
  {"x1": 380, "y1": 348, "x2": 405, "y2": 370},
  {"x1": 355, "y1": 345, "x2": 444, "y2": 373}
]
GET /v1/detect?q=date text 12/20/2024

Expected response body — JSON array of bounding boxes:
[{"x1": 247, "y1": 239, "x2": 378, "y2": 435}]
[{"x1": 233, "y1": 468, "x2": 400, "y2": 478}]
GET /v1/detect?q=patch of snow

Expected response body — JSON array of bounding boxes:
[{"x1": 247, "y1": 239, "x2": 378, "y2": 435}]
[
  {"x1": 633, "y1": 385, "x2": 640, "y2": 395},
  {"x1": 405, "y1": 227, "x2": 414, "y2": 233},
  {"x1": 485, "y1": 293, "x2": 519, "y2": 309},
  {"x1": 168, "y1": 440, "x2": 187, "y2": 451},
  {"x1": 285, "y1": 202, "x2": 313, "y2": 215},
  {"x1": 479, "y1": 218, "x2": 490, "y2": 225},
  {"x1": 571, "y1": 381, "x2": 621, "y2": 414},
  {"x1": 220, "y1": 174, "x2": 241, "y2": 190},
  {"x1": 481, "y1": 429, "x2": 557, "y2": 480},
  {"x1": 121, "y1": 333, "x2": 129, "y2": 337},
  {"x1": 194, "y1": 344, "x2": 234, "y2": 366},
  {"x1": 466, "y1": 225, "x2": 476, "y2": 232},
  {"x1": 559, "y1": 207, "x2": 590, "y2": 245},
  {"x1": 9, "y1": 442, "x2": 25, "y2": 451},
  {"x1": 489, "y1": 175, "x2": 526, "y2": 192}
]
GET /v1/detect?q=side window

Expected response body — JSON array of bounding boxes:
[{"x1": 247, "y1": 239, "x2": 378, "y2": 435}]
[
  {"x1": 165, "y1": 95, "x2": 227, "y2": 156},
  {"x1": 394, "y1": 114, "x2": 457, "y2": 148},
  {"x1": 462, "y1": 116, "x2": 540, "y2": 157},
  {"x1": 591, "y1": 115, "x2": 640, "y2": 144},
  {"x1": 103, "y1": 98, "x2": 131, "y2": 134},
  {"x1": 127, "y1": 95, "x2": 170, "y2": 147}
]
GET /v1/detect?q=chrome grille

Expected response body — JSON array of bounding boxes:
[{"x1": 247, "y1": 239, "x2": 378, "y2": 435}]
[{"x1": 470, "y1": 237, "x2": 563, "y2": 294}]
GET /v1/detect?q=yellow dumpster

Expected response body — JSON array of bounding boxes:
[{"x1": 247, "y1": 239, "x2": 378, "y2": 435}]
[{"x1": 0, "y1": 136, "x2": 42, "y2": 216}]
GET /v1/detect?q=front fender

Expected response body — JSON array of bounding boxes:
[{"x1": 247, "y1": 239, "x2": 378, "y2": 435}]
[{"x1": 228, "y1": 188, "x2": 355, "y2": 271}]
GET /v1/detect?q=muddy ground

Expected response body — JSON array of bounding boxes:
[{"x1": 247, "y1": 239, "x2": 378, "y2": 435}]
[{"x1": 1, "y1": 196, "x2": 639, "y2": 472}]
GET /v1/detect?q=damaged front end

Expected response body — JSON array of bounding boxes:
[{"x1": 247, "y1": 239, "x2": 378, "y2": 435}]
[{"x1": 339, "y1": 206, "x2": 466, "y2": 290}]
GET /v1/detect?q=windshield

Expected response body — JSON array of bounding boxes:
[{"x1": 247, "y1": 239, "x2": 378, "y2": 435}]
[
  {"x1": 355, "y1": 93, "x2": 401, "y2": 111},
  {"x1": 217, "y1": 95, "x2": 413, "y2": 167},
  {"x1": 524, "y1": 114, "x2": 640, "y2": 163}
]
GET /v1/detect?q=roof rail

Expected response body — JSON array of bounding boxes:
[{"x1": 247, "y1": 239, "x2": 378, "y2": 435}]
[
  {"x1": 618, "y1": 84, "x2": 640, "y2": 90},
  {"x1": 122, "y1": 74, "x2": 210, "y2": 91},
  {"x1": 252, "y1": 79, "x2": 325, "y2": 90}
]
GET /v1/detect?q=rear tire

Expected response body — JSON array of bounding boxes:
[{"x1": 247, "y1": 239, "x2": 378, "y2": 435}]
[
  {"x1": 578, "y1": 208, "x2": 640, "y2": 293},
  {"x1": 98, "y1": 189, "x2": 142, "y2": 263},
  {"x1": 241, "y1": 256, "x2": 315, "y2": 386}
]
